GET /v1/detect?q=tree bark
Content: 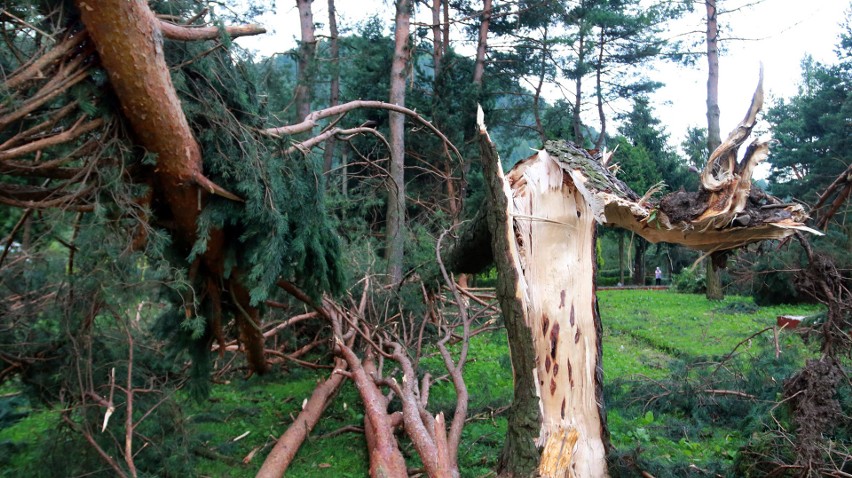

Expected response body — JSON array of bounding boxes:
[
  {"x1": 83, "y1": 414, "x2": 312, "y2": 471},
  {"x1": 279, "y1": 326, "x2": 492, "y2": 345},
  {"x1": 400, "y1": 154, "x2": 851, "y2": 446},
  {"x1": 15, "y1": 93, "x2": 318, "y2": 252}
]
[
  {"x1": 632, "y1": 237, "x2": 646, "y2": 286},
  {"x1": 705, "y1": 0, "x2": 721, "y2": 155},
  {"x1": 705, "y1": 257, "x2": 724, "y2": 298},
  {"x1": 594, "y1": 28, "x2": 607, "y2": 150},
  {"x1": 573, "y1": 24, "x2": 586, "y2": 146},
  {"x1": 618, "y1": 232, "x2": 625, "y2": 285},
  {"x1": 704, "y1": 0, "x2": 724, "y2": 300},
  {"x1": 76, "y1": 0, "x2": 268, "y2": 374},
  {"x1": 322, "y1": 0, "x2": 340, "y2": 175},
  {"x1": 386, "y1": 0, "x2": 412, "y2": 284},
  {"x1": 472, "y1": 0, "x2": 491, "y2": 87},
  {"x1": 295, "y1": 0, "x2": 317, "y2": 122},
  {"x1": 431, "y1": 0, "x2": 444, "y2": 78},
  {"x1": 255, "y1": 360, "x2": 347, "y2": 478},
  {"x1": 478, "y1": 139, "x2": 542, "y2": 478}
]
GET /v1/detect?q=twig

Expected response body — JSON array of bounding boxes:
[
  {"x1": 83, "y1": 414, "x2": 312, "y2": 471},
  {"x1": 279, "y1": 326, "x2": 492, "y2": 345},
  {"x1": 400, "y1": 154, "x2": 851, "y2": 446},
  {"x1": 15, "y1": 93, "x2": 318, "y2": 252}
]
[
  {"x1": 711, "y1": 326, "x2": 774, "y2": 375},
  {"x1": 702, "y1": 389, "x2": 758, "y2": 400}
]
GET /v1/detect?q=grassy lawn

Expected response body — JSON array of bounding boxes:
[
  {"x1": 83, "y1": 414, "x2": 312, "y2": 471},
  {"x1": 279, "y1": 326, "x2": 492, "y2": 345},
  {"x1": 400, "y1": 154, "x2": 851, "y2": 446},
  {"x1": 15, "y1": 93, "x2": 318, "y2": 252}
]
[{"x1": 0, "y1": 290, "x2": 826, "y2": 477}]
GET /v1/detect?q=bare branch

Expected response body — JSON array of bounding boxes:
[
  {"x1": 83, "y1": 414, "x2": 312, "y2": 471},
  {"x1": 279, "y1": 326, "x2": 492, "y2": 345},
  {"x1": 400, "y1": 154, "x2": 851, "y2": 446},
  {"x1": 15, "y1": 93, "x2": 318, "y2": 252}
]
[
  {"x1": 263, "y1": 100, "x2": 462, "y2": 163},
  {"x1": 158, "y1": 21, "x2": 266, "y2": 41}
]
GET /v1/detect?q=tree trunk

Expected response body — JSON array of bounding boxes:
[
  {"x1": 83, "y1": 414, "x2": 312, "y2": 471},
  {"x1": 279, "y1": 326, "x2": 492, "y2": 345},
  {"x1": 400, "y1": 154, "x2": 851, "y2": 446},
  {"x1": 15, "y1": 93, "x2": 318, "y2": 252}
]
[
  {"x1": 705, "y1": 0, "x2": 721, "y2": 154},
  {"x1": 386, "y1": 0, "x2": 412, "y2": 284},
  {"x1": 442, "y1": 0, "x2": 450, "y2": 56},
  {"x1": 479, "y1": 144, "x2": 543, "y2": 478},
  {"x1": 76, "y1": 0, "x2": 268, "y2": 374},
  {"x1": 618, "y1": 233, "x2": 625, "y2": 285},
  {"x1": 704, "y1": 0, "x2": 725, "y2": 300},
  {"x1": 470, "y1": 78, "x2": 816, "y2": 474},
  {"x1": 295, "y1": 0, "x2": 316, "y2": 122},
  {"x1": 472, "y1": 0, "x2": 491, "y2": 87},
  {"x1": 532, "y1": 29, "x2": 548, "y2": 144},
  {"x1": 322, "y1": 0, "x2": 340, "y2": 175},
  {"x1": 430, "y1": 0, "x2": 459, "y2": 224},
  {"x1": 572, "y1": 27, "x2": 586, "y2": 145},
  {"x1": 632, "y1": 237, "x2": 646, "y2": 286},
  {"x1": 704, "y1": 254, "x2": 725, "y2": 300},
  {"x1": 594, "y1": 28, "x2": 607, "y2": 150},
  {"x1": 460, "y1": 0, "x2": 492, "y2": 215},
  {"x1": 480, "y1": 128, "x2": 608, "y2": 477},
  {"x1": 431, "y1": 0, "x2": 444, "y2": 78}
]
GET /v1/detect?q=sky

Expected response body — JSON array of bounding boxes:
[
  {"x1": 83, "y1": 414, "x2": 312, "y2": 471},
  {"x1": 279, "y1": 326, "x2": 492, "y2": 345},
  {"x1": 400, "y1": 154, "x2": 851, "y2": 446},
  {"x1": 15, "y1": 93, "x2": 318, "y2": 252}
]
[{"x1": 237, "y1": 0, "x2": 850, "y2": 162}]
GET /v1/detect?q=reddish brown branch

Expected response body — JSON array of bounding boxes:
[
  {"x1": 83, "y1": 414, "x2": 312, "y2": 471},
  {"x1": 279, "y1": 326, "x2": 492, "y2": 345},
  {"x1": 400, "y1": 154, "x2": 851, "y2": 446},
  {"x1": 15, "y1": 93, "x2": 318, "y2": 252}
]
[
  {"x1": 4, "y1": 31, "x2": 86, "y2": 90},
  {"x1": 0, "y1": 101, "x2": 79, "y2": 150},
  {"x1": 62, "y1": 414, "x2": 130, "y2": 478},
  {"x1": 702, "y1": 389, "x2": 758, "y2": 400},
  {"x1": 256, "y1": 360, "x2": 347, "y2": 478},
  {"x1": 0, "y1": 208, "x2": 31, "y2": 268},
  {"x1": 334, "y1": 337, "x2": 409, "y2": 477},
  {"x1": 261, "y1": 312, "x2": 319, "y2": 338},
  {"x1": 814, "y1": 163, "x2": 852, "y2": 230},
  {"x1": 286, "y1": 126, "x2": 390, "y2": 156},
  {"x1": 0, "y1": 118, "x2": 104, "y2": 161},
  {"x1": 0, "y1": 69, "x2": 89, "y2": 130}
]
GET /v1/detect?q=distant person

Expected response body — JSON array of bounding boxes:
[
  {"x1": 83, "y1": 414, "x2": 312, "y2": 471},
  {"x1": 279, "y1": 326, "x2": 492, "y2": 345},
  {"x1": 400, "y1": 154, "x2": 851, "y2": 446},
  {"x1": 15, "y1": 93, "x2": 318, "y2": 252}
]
[{"x1": 655, "y1": 267, "x2": 662, "y2": 286}]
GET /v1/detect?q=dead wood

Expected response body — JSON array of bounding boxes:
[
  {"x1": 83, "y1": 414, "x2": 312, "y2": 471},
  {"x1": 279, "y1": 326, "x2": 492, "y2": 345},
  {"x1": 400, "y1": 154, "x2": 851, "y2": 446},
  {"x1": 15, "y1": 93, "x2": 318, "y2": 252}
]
[
  {"x1": 255, "y1": 359, "x2": 348, "y2": 478},
  {"x1": 276, "y1": 249, "x2": 477, "y2": 478},
  {"x1": 471, "y1": 72, "x2": 821, "y2": 476},
  {"x1": 158, "y1": 21, "x2": 265, "y2": 41}
]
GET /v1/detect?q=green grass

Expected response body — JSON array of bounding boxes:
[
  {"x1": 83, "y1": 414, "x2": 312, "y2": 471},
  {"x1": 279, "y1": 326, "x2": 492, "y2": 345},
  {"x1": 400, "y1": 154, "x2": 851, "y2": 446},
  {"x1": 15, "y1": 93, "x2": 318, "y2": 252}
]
[
  {"x1": 599, "y1": 290, "x2": 824, "y2": 474},
  {"x1": 0, "y1": 388, "x2": 59, "y2": 477},
  {"x1": 0, "y1": 290, "x2": 829, "y2": 476},
  {"x1": 599, "y1": 290, "x2": 822, "y2": 357}
]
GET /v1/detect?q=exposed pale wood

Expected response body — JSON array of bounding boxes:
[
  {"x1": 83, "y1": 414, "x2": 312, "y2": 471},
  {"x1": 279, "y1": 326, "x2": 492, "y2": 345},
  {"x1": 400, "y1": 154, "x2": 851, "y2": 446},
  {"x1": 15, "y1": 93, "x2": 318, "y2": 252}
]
[
  {"x1": 503, "y1": 145, "x2": 607, "y2": 476},
  {"x1": 473, "y1": 74, "x2": 819, "y2": 475}
]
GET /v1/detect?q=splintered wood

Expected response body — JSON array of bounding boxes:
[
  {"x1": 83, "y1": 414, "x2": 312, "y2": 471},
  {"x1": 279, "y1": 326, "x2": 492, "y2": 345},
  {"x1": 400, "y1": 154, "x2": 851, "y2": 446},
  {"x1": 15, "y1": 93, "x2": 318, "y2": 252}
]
[
  {"x1": 506, "y1": 149, "x2": 608, "y2": 477},
  {"x1": 539, "y1": 427, "x2": 580, "y2": 477}
]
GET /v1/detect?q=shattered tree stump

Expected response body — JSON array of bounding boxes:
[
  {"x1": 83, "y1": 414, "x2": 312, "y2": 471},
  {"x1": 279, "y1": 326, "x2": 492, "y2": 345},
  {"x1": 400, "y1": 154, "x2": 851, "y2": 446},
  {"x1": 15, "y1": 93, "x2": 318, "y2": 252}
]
[{"x1": 468, "y1": 73, "x2": 819, "y2": 477}]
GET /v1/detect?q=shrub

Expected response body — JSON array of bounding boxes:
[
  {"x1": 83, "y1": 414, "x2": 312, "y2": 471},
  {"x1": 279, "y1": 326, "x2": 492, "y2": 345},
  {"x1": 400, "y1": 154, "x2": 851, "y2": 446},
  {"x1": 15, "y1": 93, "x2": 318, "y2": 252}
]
[{"x1": 671, "y1": 267, "x2": 705, "y2": 294}]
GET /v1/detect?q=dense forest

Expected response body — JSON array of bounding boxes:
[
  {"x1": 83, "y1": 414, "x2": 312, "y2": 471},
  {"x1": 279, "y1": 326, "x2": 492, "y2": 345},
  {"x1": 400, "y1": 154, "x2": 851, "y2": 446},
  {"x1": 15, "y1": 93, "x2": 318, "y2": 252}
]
[{"x1": 0, "y1": 0, "x2": 849, "y2": 477}]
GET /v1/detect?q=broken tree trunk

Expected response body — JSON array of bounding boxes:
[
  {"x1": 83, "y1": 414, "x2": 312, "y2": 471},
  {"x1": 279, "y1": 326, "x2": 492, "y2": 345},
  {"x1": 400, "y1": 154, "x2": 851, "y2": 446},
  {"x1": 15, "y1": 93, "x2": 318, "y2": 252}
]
[{"x1": 473, "y1": 73, "x2": 818, "y2": 477}]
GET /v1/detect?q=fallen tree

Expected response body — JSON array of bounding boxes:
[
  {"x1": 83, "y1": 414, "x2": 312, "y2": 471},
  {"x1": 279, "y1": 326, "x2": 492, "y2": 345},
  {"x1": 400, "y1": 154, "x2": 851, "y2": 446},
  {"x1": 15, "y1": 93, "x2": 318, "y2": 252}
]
[{"x1": 460, "y1": 73, "x2": 820, "y2": 477}]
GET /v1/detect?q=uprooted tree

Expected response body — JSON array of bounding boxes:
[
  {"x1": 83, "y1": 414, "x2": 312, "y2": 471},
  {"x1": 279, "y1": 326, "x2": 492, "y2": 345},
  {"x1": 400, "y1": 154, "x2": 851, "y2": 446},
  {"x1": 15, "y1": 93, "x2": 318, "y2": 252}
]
[{"x1": 445, "y1": 73, "x2": 820, "y2": 476}]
